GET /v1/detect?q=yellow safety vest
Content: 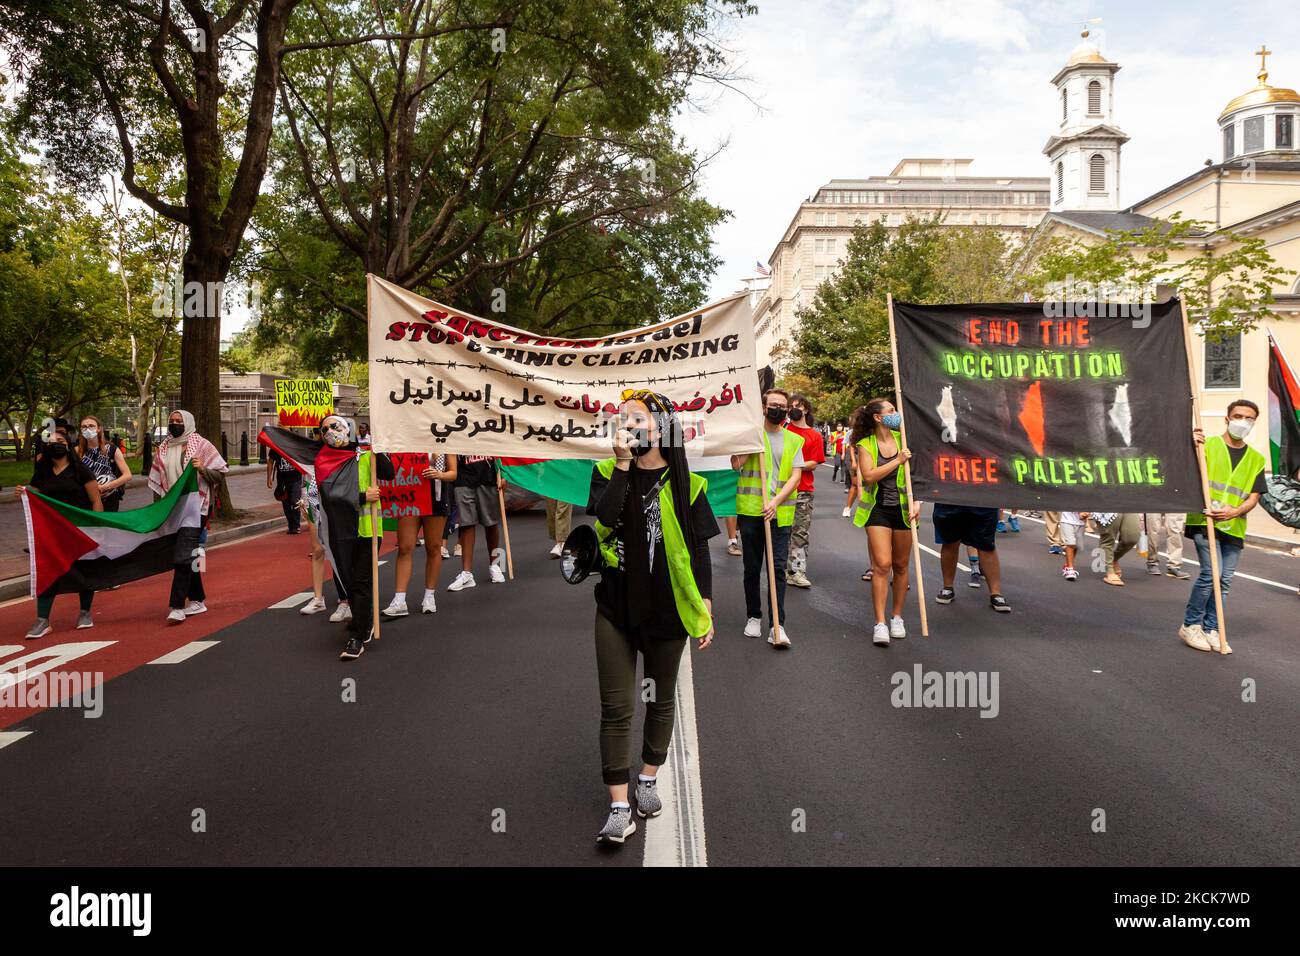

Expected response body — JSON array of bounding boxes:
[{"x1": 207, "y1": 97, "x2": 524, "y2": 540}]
[
  {"x1": 1185, "y1": 434, "x2": 1265, "y2": 540},
  {"x1": 356, "y1": 450, "x2": 382, "y2": 538},
  {"x1": 735, "y1": 428, "x2": 804, "y2": 527},
  {"x1": 593, "y1": 458, "x2": 712, "y2": 639},
  {"x1": 852, "y1": 431, "x2": 911, "y2": 528}
]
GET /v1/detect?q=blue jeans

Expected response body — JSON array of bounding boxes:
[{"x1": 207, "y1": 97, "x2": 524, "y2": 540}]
[
  {"x1": 1182, "y1": 531, "x2": 1242, "y2": 633},
  {"x1": 739, "y1": 515, "x2": 790, "y2": 629}
]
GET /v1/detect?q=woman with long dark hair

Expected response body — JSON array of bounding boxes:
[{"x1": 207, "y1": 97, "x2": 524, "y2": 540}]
[
  {"x1": 588, "y1": 390, "x2": 717, "y2": 844},
  {"x1": 77, "y1": 414, "x2": 132, "y2": 512},
  {"x1": 850, "y1": 398, "x2": 919, "y2": 647}
]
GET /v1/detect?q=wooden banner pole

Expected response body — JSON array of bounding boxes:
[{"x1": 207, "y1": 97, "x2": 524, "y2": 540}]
[
  {"x1": 886, "y1": 293, "x2": 929, "y2": 637},
  {"x1": 757, "y1": 446, "x2": 782, "y2": 641},
  {"x1": 365, "y1": 274, "x2": 381, "y2": 641},
  {"x1": 498, "y1": 479, "x2": 515, "y2": 580},
  {"x1": 1179, "y1": 307, "x2": 1229, "y2": 653}
]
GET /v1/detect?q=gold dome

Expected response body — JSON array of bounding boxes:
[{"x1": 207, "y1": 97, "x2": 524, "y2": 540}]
[
  {"x1": 1219, "y1": 46, "x2": 1300, "y2": 119},
  {"x1": 1067, "y1": 42, "x2": 1107, "y2": 66}
]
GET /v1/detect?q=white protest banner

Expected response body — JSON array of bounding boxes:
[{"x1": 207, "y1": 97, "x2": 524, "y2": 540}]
[{"x1": 367, "y1": 274, "x2": 764, "y2": 457}]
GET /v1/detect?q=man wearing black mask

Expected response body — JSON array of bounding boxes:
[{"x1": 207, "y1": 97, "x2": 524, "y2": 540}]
[{"x1": 783, "y1": 394, "x2": 824, "y2": 588}]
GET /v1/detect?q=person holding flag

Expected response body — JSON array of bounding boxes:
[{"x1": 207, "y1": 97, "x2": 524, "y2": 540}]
[
  {"x1": 149, "y1": 410, "x2": 228, "y2": 623},
  {"x1": 587, "y1": 389, "x2": 717, "y2": 845},
  {"x1": 1179, "y1": 401, "x2": 1266, "y2": 653},
  {"x1": 15, "y1": 430, "x2": 104, "y2": 638},
  {"x1": 259, "y1": 416, "x2": 394, "y2": 660},
  {"x1": 732, "y1": 388, "x2": 804, "y2": 647}
]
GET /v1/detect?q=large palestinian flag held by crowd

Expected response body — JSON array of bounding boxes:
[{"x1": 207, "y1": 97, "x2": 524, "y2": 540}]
[
  {"x1": 1268, "y1": 332, "x2": 1300, "y2": 478},
  {"x1": 22, "y1": 463, "x2": 203, "y2": 597},
  {"x1": 499, "y1": 456, "x2": 739, "y2": 516}
]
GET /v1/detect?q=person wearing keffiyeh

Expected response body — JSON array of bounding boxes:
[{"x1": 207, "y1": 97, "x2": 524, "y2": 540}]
[{"x1": 149, "y1": 409, "x2": 229, "y2": 623}]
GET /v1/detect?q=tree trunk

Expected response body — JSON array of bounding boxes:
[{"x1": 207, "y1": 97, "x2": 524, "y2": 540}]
[{"x1": 179, "y1": 255, "x2": 234, "y2": 518}]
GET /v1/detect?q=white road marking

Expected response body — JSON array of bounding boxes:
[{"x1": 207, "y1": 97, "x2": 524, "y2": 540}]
[
  {"x1": 269, "y1": 591, "x2": 314, "y2": 609},
  {"x1": 1014, "y1": 513, "x2": 1298, "y2": 593},
  {"x1": 148, "y1": 641, "x2": 220, "y2": 665},
  {"x1": 644, "y1": 640, "x2": 707, "y2": 867},
  {"x1": 0, "y1": 731, "x2": 33, "y2": 750},
  {"x1": 917, "y1": 544, "x2": 971, "y2": 573},
  {"x1": 378, "y1": 560, "x2": 389, "y2": 566}
]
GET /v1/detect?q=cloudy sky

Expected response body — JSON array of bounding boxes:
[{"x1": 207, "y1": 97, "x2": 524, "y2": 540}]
[{"x1": 677, "y1": 0, "x2": 1300, "y2": 300}]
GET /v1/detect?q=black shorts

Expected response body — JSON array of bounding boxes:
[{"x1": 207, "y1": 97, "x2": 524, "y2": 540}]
[
  {"x1": 866, "y1": 501, "x2": 909, "y2": 531},
  {"x1": 932, "y1": 504, "x2": 998, "y2": 552}
]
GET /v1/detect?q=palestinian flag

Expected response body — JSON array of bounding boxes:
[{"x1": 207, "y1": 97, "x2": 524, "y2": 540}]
[
  {"x1": 23, "y1": 463, "x2": 202, "y2": 597},
  {"x1": 1268, "y1": 332, "x2": 1300, "y2": 478},
  {"x1": 500, "y1": 457, "x2": 739, "y2": 517}
]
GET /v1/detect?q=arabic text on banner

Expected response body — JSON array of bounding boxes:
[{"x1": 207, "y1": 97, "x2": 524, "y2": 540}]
[
  {"x1": 367, "y1": 275, "x2": 764, "y2": 458},
  {"x1": 890, "y1": 299, "x2": 1202, "y2": 512}
]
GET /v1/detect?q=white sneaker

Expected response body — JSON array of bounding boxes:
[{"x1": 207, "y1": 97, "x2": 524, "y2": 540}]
[
  {"x1": 421, "y1": 591, "x2": 437, "y2": 614},
  {"x1": 441, "y1": 545, "x2": 451, "y2": 559},
  {"x1": 329, "y1": 603, "x2": 353, "y2": 623},
  {"x1": 448, "y1": 571, "x2": 476, "y2": 592},
  {"x1": 489, "y1": 564, "x2": 506, "y2": 584},
  {"x1": 768, "y1": 625, "x2": 791, "y2": 647},
  {"x1": 381, "y1": 596, "x2": 409, "y2": 618},
  {"x1": 872, "y1": 622, "x2": 890, "y2": 646},
  {"x1": 549, "y1": 541, "x2": 564, "y2": 559},
  {"x1": 743, "y1": 617, "x2": 762, "y2": 638},
  {"x1": 1178, "y1": 623, "x2": 1211, "y2": 652},
  {"x1": 1202, "y1": 629, "x2": 1232, "y2": 655},
  {"x1": 167, "y1": 609, "x2": 186, "y2": 624},
  {"x1": 841, "y1": 507, "x2": 851, "y2": 518},
  {"x1": 183, "y1": 601, "x2": 207, "y2": 616},
  {"x1": 299, "y1": 596, "x2": 327, "y2": 615},
  {"x1": 889, "y1": 615, "x2": 906, "y2": 639}
]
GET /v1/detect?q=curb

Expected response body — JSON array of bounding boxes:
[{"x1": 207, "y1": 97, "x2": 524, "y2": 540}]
[
  {"x1": 0, "y1": 515, "x2": 286, "y2": 603},
  {"x1": 0, "y1": 463, "x2": 266, "y2": 506},
  {"x1": 1244, "y1": 531, "x2": 1300, "y2": 555}
]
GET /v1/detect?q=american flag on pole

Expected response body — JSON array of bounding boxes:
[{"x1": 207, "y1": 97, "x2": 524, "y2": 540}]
[{"x1": 755, "y1": 260, "x2": 771, "y2": 276}]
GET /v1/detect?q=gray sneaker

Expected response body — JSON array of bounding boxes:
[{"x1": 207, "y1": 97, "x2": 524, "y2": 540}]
[
  {"x1": 75, "y1": 610, "x2": 94, "y2": 629},
  {"x1": 636, "y1": 778, "x2": 663, "y2": 818},
  {"x1": 1166, "y1": 567, "x2": 1190, "y2": 580},
  {"x1": 26, "y1": 617, "x2": 52, "y2": 640},
  {"x1": 596, "y1": 806, "x2": 637, "y2": 844}
]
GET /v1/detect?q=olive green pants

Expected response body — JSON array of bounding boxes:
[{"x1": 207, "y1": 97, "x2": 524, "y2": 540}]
[{"x1": 594, "y1": 609, "x2": 686, "y2": 786}]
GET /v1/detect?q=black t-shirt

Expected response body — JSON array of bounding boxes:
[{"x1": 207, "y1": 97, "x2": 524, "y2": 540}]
[
  {"x1": 270, "y1": 450, "x2": 301, "y2": 482},
  {"x1": 456, "y1": 456, "x2": 496, "y2": 488},
  {"x1": 594, "y1": 464, "x2": 719, "y2": 641},
  {"x1": 33, "y1": 459, "x2": 96, "y2": 509}
]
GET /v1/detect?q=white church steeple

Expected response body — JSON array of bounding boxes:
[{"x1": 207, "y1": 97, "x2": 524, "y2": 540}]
[{"x1": 1043, "y1": 26, "x2": 1129, "y2": 211}]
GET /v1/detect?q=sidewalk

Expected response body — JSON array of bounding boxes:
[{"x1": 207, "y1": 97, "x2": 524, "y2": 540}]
[{"x1": 1245, "y1": 504, "x2": 1300, "y2": 554}]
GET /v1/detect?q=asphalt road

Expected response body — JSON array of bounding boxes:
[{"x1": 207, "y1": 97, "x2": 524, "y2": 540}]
[{"x1": 2, "y1": 490, "x2": 1298, "y2": 866}]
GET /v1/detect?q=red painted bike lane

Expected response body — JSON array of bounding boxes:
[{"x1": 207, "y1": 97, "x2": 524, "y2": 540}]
[{"x1": 0, "y1": 529, "x2": 395, "y2": 730}]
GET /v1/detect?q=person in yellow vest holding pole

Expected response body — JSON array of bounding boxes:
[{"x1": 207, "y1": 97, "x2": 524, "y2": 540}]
[
  {"x1": 588, "y1": 390, "x2": 717, "y2": 844},
  {"x1": 1179, "y1": 400, "x2": 1266, "y2": 654},
  {"x1": 851, "y1": 398, "x2": 920, "y2": 647},
  {"x1": 731, "y1": 388, "x2": 806, "y2": 647}
]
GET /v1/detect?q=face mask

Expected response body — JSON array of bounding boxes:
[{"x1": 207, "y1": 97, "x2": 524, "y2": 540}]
[
  {"x1": 626, "y1": 426, "x2": 653, "y2": 457},
  {"x1": 322, "y1": 426, "x2": 350, "y2": 448},
  {"x1": 82, "y1": 427, "x2": 98, "y2": 441},
  {"x1": 788, "y1": 408, "x2": 804, "y2": 423},
  {"x1": 766, "y1": 407, "x2": 787, "y2": 426},
  {"x1": 1227, "y1": 419, "x2": 1254, "y2": 440},
  {"x1": 168, "y1": 422, "x2": 185, "y2": 438},
  {"x1": 47, "y1": 443, "x2": 69, "y2": 459},
  {"x1": 881, "y1": 412, "x2": 902, "y2": 429}
]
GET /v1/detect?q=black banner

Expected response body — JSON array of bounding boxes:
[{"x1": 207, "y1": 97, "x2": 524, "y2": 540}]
[{"x1": 891, "y1": 299, "x2": 1202, "y2": 512}]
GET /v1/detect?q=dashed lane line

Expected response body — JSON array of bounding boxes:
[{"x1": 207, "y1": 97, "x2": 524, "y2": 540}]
[
  {"x1": 270, "y1": 592, "x2": 314, "y2": 609},
  {"x1": 148, "y1": 641, "x2": 220, "y2": 665},
  {"x1": 0, "y1": 731, "x2": 33, "y2": 750},
  {"x1": 643, "y1": 638, "x2": 708, "y2": 867}
]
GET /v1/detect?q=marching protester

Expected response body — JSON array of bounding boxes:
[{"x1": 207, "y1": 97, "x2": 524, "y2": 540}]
[
  {"x1": 1096, "y1": 512, "x2": 1141, "y2": 586},
  {"x1": 546, "y1": 497, "x2": 571, "y2": 559},
  {"x1": 996, "y1": 509, "x2": 1022, "y2": 533},
  {"x1": 784, "y1": 393, "x2": 824, "y2": 589},
  {"x1": 15, "y1": 430, "x2": 104, "y2": 638},
  {"x1": 1143, "y1": 511, "x2": 1190, "y2": 579},
  {"x1": 1179, "y1": 402, "x2": 1266, "y2": 653},
  {"x1": 842, "y1": 423, "x2": 858, "y2": 519},
  {"x1": 725, "y1": 515, "x2": 740, "y2": 556},
  {"x1": 447, "y1": 455, "x2": 506, "y2": 591},
  {"x1": 1044, "y1": 511, "x2": 1066, "y2": 555},
  {"x1": 831, "y1": 424, "x2": 845, "y2": 483},
  {"x1": 731, "y1": 388, "x2": 805, "y2": 647},
  {"x1": 267, "y1": 446, "x2": 303, "y2": 534},
  {"x1": 932, "y1": 504, "x2": 1010, "y2": 611},
  {"x1": 1058, "y1": 511, "x2": 1087, "y2": 581},
  {"x1": 77, "y1": 415, "x2": 131, "y2": 511},
  {"x1": 588, "y1": 390, "x2": 716, "y2": 844},
  {"x1": 852, "y1": 398, "x2": 919, "y2": 646},
  {"x1": 383, "y1": 453, "x2": 457, "y2": 617},
  {"x1": 297, "y1": 479, "x2": 334, "y2": 617},
  {"x1": 149, "y1": 409, "x2": 229, "y2": 624}
]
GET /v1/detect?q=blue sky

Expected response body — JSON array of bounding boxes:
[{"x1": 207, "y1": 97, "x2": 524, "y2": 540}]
[{"x1": 678, "y1": 0, "x2": 1300, "y2": 299}]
